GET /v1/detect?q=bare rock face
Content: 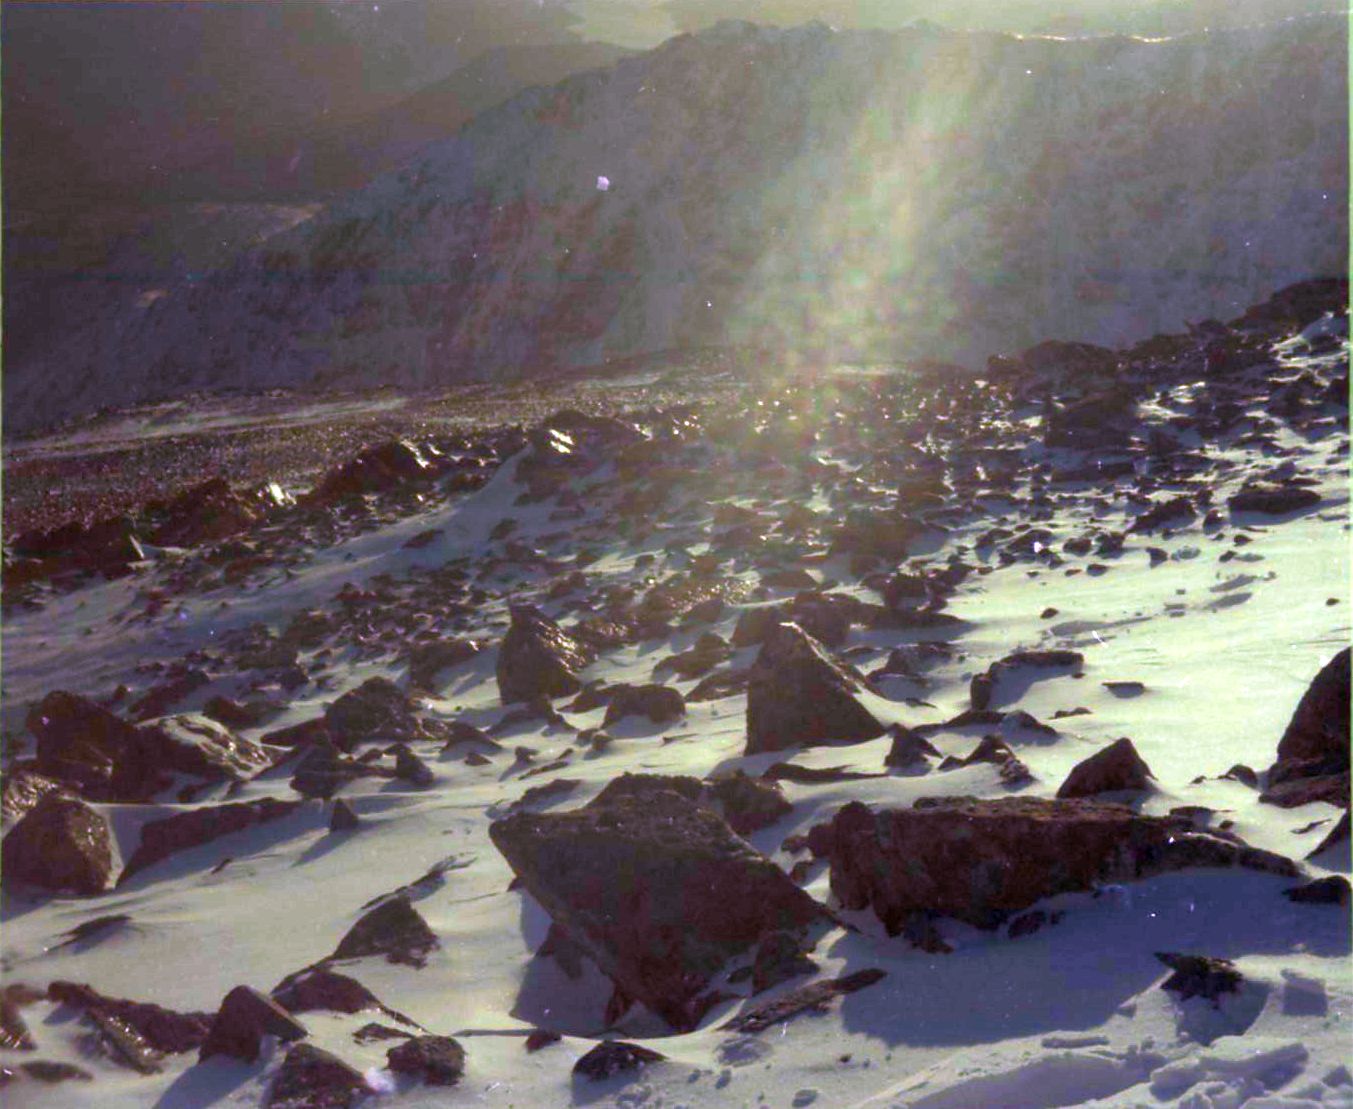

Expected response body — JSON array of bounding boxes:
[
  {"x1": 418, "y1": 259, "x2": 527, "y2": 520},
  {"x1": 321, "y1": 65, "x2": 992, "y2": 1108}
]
[
  {"x1": 489, "y1": 785, "x2": 828, "y2": 1031},
  {"x1": 573, "y1": 1041, "x2": 665, "y2": 1081},
  {"x1": 135, "y1": 715, "x2": 271, "y2": 783},
  {"x1": 1, "y1": 769, "x2": 68, "y2": 825},
  {"x1": 496, "y1": 605, "x2": 593, "y2": 705},
  {"x1": 267, "y1": 1043, "x2": 368, "y2": 1108},
  {"x1": 1264, "y1": 648, "x2": 1350, "y2": 810},
  {"x1": 407, "y1": 638, "x2": 481, "y2": 690},
  {"x1": 149, "y1": 478, "x2": 259, "y2": 547},
  {"x1": 121, "y1": 798, "x2": 300, "y2": 882},
  {"x1": 745, "y1": 622, "x2": 883, "y2": 756},
  {"x1": 1, "y1": 795, "x2": 113, "y2": 895},
  {"x1": 332, "y1": 896, "x2": 439, "y2": 968},
  {"x1": 199, "y1": 986, "x2": 307, "y2": 1063},
  {"x1": 1057, "y1": 737, "x2": 1155, "y2": 798},
  {"x1": 1156, "y1": 952, "x2": 1242, "y2": 1003},
  {"x1": 48, "y1": 982, "x2": 213, "y2": 1054},
  {"x1": 26, "y1": 691, "x2": 145, "y2": 798},
  {"x1": 601, "y1": 683, "x2": 686, "y2": 727},
  {"x1": 324, "y1": 678, "x2": 423, "y2": 750},
  {"x1": 1273, "y1": 648, "x2": 1350, "y2": 769},
  {"x1": 385, "y1": 1035, "x2": 466, "y2": 1086},
  {"x1": 311, "y1": 440, "x2": 432, "y2": 502},
  {"x1": 970, "y1": 650, "x2": 1083, "y2": 712},
  {"x1": 706, "y1": 773, "x2": 792, "y2": 836},
  {"x1": 1228, "y1": 481, "x2": 1321, "y2": 515},
  {"x1": 821, "y1": 797, "x2": 1297, "y2": 931}
]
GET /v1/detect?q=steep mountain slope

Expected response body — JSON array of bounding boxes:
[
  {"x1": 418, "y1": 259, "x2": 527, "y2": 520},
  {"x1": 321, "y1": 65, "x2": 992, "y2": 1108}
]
[{"x1": 5, "y1": 16, "x2": 1346, "y2": 435}]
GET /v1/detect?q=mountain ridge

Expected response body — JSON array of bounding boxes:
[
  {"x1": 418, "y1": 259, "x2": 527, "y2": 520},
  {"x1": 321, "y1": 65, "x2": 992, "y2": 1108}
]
[{"x1": 4, "y1": 14, "x2": 1346, "y2": 435}]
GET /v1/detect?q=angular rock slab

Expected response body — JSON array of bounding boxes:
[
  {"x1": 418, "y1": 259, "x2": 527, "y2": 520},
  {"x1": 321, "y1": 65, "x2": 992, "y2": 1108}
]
[
  {"x1": 745, "y1": 622, "x2": 883, "y2": 755},
  {"x1": 1, "y1": 795, "x2": 114, "y2": 895},
  {"x1": 822, "y1": 797, "x2": 1298, "y2": 931},
  {"x1": 490, "y1": 788, "x2": 829, "y2": 1031},
  {"x1": 496, "y1": 604, "x2": 593, "y2": 705}
]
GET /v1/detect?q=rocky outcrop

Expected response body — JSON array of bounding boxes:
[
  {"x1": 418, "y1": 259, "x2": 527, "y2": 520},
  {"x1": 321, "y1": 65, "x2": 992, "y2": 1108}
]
[
  {"x1": 496, "y1": 605, "x2": 593, "y2": 704},
  {"x1": 121, "y1": 798, "x2": 300, "y2": 882},
  {"x1": 490, "y1": 783, "x2": 828, "y2": 1031},
  {"x1": 135, "y1": 715, "x2": 271, "y2": 783},
  {"x1": 820, "y1": 797, "x2": 1297, "y2": 931},
  {"x1": 1057, "y1": 738, "x2": 1155, "y2": 798},
  {"x1": 573, "y1": 1041, "x2": 665, "y2": 1081},
  {"x1": 267, "y1": 1044, "x2": 367, "y2": 1108},
  {"x1": 1, "y1": 795, "x2": 114, "y2": 895},
  {"x1": 386, "y1": 1035, "x2": 466, "y2": 1086},
  {"x1": 601, "y1": 683, "x2": 686, "y2": 727},
  {"x1": 1264, "y1": 648, "x2": 1350, "y2": 810},
  {"x1": 745, "y1": 622, "x2": 883, "y2": 755},
  {"x1": 200, "y1": 986, "x2": 307, "y2": 1063},
  {"x1": 331, "y1": 896, "x2": 439, "y2": 968},
  {"x1": 1156, "y1": 952, "x2": 1242, "y2": 1004},
  {"x1": 26, "y1": 691, "x2": 145, "y2": 799},
  {"x1": 47, "y1": 983, "x2": 213, "y2": 1054},
  {"x1": 407, "y1": 638, "x2": 481, "y2": 690}
]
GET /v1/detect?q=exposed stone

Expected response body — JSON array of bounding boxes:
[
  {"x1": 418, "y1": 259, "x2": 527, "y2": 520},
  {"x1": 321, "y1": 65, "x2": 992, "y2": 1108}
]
[
  {"x1": 706, "y1": 773, "x2": 792, "y2": 835},
  {"x1": 745, "y1": 622, "x2": 882, "y2": 755},
  {"x1": 573, "y1": 1041, "x2": 666, "y2": 1081},
  {"x1": 1, "y1": 769, "x2": 68, "y2": 825},
  {"x1": 26, "y1": 691, "x2": 145, "y2": 798},
  {"x1": 407, "y1": 638, "x2": 481, "y2": 690},
  {"x1": 721, "y1": 969, "x2": 887, "y2": 1033},
  {"x1": 1057, "y1": 738, "x2": 1155, "y2": 798},
  {"x1": 970, "y1": 650, "x2": 1083, "y2": 711},
  {"x1": 312, "y1": 440, "x2": 431, "y2": 502},
  {"x1": 332, "y1": 896, "x2": 438, "y2": 967},
  {"x1": 386, "y1": 1035, "x2": 466, "y2": 1086},
  {"x1": 601, "y1": 683, "x2": 686, "y2": 727},
  {"x1": 324, "y1": 678, "x2": 422, "y2": 750},
  {"x1": 121, "y1": 798, "x2": 300, "y2": 881},
  {"x1": 751, "y1": 930, "x2": 818, "y2": 993},
  {"x1": 86, "y1": 1009, "x2": 164, "y2": 1073},
  {"x1": 1308, "y1": 811, "x2": 1350, "y2": 859},
  {"x1": 884, "y1": 724, "x2": 941, "y2": 769},
  {"x1": 48, "y1": 982, "x2": 212, "y2": 1053},
  {"x1": 1273, "y1": 648, "x2": 1350, "y2": 771},
  {"x1": 496, "y1": 605, "x2": 592, "y2": 704},
  {"x1": 1, "y1": 795, "x2": 113, "y2": 895},
  {"x1": 821, "y1": 797, "x2": 1297, "y2": 931},
  {"x1": 135, "y1": 714, "x2": 271, "y2": 782},
  {"x1": 391, "y1": 744, "x2": 435, "y2": 787},
  {"x1": 271, "y1": 970, "x2": 389, "y2": 1018},
  {"x1": 490, "y1": 785, "x2": 828, "y2": 1031},
  {"x1": 329, "y1": 799, "x2": 360, "y2": 833},
  {"x1": 1156, "y1": 952, "x2": 1242, "y2": 1004},
  {"x1": 267, "y1": 1044, "x2": 368, "y2": 1108},
  {"x1": 200, "y1": 986, "x2": 307, "y2": 1063},
  {"x1": 1228, "y1": 482, "x2": 1321, "y2": 515}
]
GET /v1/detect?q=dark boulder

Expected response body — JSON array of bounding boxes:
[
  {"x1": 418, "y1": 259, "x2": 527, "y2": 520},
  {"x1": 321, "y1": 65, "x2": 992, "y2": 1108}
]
[
  {"x1": 1, "y1": 795, "x2": 113, "y2": 895},
  {"x1": 332, "y1": 896, "x2": 438, "y2": 968},
  {"x1": 271, "y1": 970, "x2": 388, "y2": 1018},
  {"x1": 706, "y1": 773, "x2": 792, "y2": 836},
  {"x1": 1156, "y1": 952, "x2": 1242, "y2": 1004},
  {"x1": 324, "y1": 678, "x2": 423, "y2": 750},
  {"x1": 722, "y1": 969, "x2": 886, "y2": 1034},
  {"x1": 1273, "y1": 648, "x2": 1350, "y2": 770},
  {"x1": 312, "y1": 440, "x2": 431, "y2": 502},
  {"x1": 601, "y1": 683, "x2": 685, "y2": 727},
  {"x1": 121, "y1": 798, "x2": 300, "y2": 882},
  {"x1": 386, "y1": 1035, "x2": 466, "y2": 1086},
  {"x1": 884, "y1": 724, "x2": 941, "y2": 769},
  {"x1": 573, "y1": 1041, "x2": 665, "y2": 1081},
  {"x1": 150, "y1": 478, "x2": 258, "y2": 548},
  {"x1": 26, "y1": 691, "x2": 144, "y2": 798},
  {"x1": 407, "y1": 639, "x2": 481, "y2": 690},
  {"x1": 267, "y1": 1043, "x2": 368, "y2": 1108},
  {"x1": 48, "y1": 982, "x2": 212, "y2": 1053},
  {"x1": 496, "y1": 605, "x2": 593, "y2": 705},
  {"x1": 490, "y1": 786, "x2": 828, "y2": 1031},
  {"x1": 200, "y1": 986, "x2": 307, "y2": 1063},
  {"x1": 135, "y1": 715, "x2": 271, "y2": 783},
  {"x1": 970, "y1": 650, "x2": 1083, "y2": 711},
  {"x1": 1057, "y1": 738, "x2": 1155, "y2": 798},
  {"x1": 745, "y1": 623, "x2": 883, "y2": 756},
  {"x1": 1228, "y1": 482, "x2": 1321, "y2": 515},
  {"x1": 821, "y1": 797, "x2": 1297, "y2": 931},
  {"x1": 1, "y1": 769, "x2": 68, "y2": 825}
]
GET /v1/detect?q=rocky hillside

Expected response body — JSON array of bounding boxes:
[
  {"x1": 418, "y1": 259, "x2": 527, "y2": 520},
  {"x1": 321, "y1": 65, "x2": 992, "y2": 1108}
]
[{"x1": 5, "y1": 15, "x2": 1346, "y2": 435}]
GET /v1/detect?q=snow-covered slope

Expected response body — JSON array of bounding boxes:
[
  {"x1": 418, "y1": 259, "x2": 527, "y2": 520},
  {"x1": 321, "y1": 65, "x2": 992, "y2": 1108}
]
[{"x1": 5, "y1": 15, "x2": 1346, "y2": 435}]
